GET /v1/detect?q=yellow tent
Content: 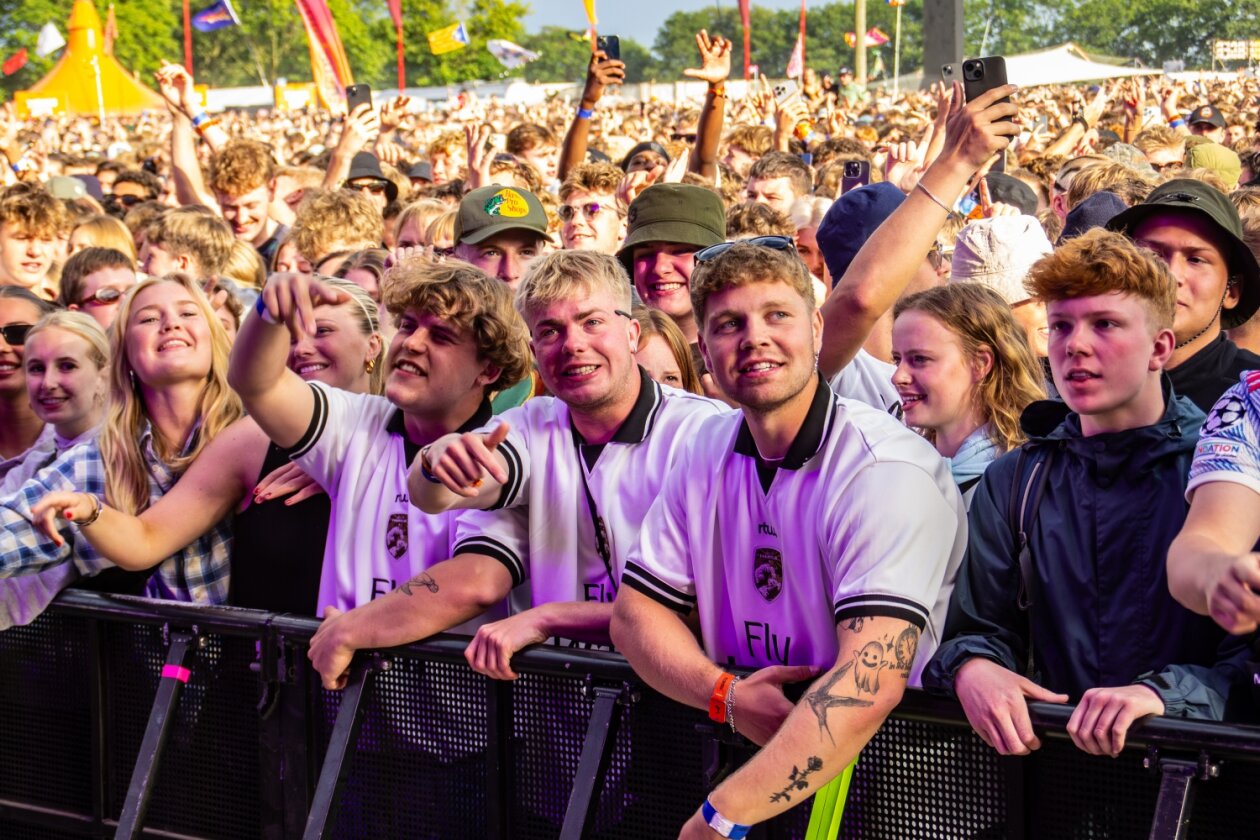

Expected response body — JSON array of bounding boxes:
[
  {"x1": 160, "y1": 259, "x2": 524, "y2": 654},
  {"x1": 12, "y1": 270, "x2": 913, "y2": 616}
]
[{"x1": 16, "y1": 0, "x2": 164, "y2": 118}]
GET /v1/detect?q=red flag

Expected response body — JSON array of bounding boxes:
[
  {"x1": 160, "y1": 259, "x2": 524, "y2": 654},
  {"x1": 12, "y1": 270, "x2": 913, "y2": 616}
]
[
  {"x1": 2, "y1": 49, "x2": 27, "y2": 77},
  {"x1": 294, "y1": 0, "x2": 355, "y2": 109},
  {"x1": 738, "y1": 0, "x2": 751, "y2": 80},
  {"x1": 388, "y1": 0, "x2": 402, "y2": 30},
  {"x1": 104, "y1": 5, "x2": 119, "y2": 56},
  {"x1": 798, "y1": 0, "x2": 807, "y2": 71}
]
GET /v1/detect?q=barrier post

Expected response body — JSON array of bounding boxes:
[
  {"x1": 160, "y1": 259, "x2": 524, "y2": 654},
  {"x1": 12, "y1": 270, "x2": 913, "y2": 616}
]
[
  {"x1": 114, "y1": 629, "x2": 198, "y2": 840},
  {"x1": 485, "y1": 677, "x2": 513, "y2": 840},
  {"x1": 1146, "y1": 750, "x2": 1220, "y2": 840},
  {"x1": 301, "y1": 655, "x2": 385, "y2": 840},
  {"x1": 559, "y1": 680, "x2": 632, "y2": 839}
]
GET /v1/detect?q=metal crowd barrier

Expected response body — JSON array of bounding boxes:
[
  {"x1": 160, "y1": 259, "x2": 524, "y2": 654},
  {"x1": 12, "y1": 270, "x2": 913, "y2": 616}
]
[{"x1": 0, "y1": 590, "x2": 1258, "y2": 839}]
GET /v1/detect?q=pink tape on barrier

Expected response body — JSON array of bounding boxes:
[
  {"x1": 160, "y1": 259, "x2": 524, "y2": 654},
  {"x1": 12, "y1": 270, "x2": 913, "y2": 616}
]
[{"x1": 161, "y1": 664, "x2": 191, "y2": 683}]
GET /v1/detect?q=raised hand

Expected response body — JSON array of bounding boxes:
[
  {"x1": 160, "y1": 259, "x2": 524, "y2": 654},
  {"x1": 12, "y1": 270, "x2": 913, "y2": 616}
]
[
  {"x1": 30, "y1": 491, "x2": 98, "y2": 546},
  {"x1": 256, "y1": 272, "x2": 349, "y2": 340},
  {"x1": 581, "y1": 50, "x2": 626, "y2": 107},
  {"x1": 683, "y1": 29, "x2": 732, "y2": 87}
]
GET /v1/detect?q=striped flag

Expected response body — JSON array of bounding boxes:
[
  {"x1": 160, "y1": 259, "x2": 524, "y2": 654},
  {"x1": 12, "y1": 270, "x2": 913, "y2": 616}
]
[
  {"x1": 427, "y1": 22, "x2": 470, "y2": 55},
  {"x1": 295, "y1": 0, "x2": 355, "y2": 110}
]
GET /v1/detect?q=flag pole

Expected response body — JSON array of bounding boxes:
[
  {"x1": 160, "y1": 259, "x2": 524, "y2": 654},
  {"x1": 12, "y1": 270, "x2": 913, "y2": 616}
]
[
  {"x1": 395, "y1": 21, "x2": 405, "y2": 90},
  {"x1": 182, "y1": 0, "x2": 193, "y2": 74},
  {"x1": 893, "y1": 3, "x2": 901, "y2": 95}
]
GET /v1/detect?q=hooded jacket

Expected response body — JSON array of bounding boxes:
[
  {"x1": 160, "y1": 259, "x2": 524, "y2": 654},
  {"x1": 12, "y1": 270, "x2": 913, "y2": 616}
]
[{"x1": 924, "y1": 382, "x2": 1249, "y2": 718}]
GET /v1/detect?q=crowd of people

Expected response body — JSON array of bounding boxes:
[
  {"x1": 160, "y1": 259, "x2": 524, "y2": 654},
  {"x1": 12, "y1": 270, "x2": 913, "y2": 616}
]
[{"x1": 1, "y1": 28, "x2": 1260, "y2": 835}]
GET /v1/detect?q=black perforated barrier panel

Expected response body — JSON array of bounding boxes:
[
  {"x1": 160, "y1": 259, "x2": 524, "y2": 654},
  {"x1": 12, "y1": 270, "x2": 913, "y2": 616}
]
[{"x1": 1, "y1": 595, "x2": 1260, "y2": 840}]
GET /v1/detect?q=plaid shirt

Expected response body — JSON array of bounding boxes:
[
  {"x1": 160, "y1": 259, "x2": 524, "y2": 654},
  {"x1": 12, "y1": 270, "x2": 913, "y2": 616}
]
[{"x1": 0, "y1": 427, "x2": 232, "y2": 605}]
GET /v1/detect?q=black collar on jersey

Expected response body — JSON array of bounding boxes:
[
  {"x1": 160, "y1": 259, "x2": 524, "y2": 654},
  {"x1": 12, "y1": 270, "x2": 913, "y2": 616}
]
[
  {"x1": 570, "y1": 366, "x2": 663, "y2": 449},
  {"x1": 734, "y1": 373, "x2": 834, "y2": 471},
  {"x1": 387, "y1": 395, "x2": 494, "y2": 466}
]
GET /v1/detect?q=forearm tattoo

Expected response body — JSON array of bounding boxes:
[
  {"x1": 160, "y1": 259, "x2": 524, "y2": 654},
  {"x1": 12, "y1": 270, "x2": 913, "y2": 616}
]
[
  {"x1": 769, "y1": 756, "x2": 824, "y2": 803},
  {"x1": 804, "y1": 623, "x2": 920, "y2": 743},
  {"x1": 399, "y1": 572, "x2": 439, "y2": 596}
]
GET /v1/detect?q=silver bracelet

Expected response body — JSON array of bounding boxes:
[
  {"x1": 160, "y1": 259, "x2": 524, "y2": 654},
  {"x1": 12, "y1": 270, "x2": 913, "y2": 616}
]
[
  {"x1": 915, "y1": 181, "x2": 954, "y2": 214},
  {"x1": 726, "y1": 675, "x2": 741, "y2": 734}
]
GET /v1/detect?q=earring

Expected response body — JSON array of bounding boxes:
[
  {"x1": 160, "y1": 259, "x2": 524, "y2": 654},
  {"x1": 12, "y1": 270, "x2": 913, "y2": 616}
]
[{"x1": 365, "y1": 359, "x2": 376, "y2": 374}]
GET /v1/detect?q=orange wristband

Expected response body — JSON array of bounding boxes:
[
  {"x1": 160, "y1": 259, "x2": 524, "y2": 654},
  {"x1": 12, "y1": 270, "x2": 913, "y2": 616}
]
[{"x1": 708, "y1": 672, "x2": 735, "y2": 723}]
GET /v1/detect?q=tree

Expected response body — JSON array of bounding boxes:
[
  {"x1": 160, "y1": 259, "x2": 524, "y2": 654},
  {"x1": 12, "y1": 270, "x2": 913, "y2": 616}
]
[
  {"x1": 1053, "y1": 0, "x2": 1260, "y2": 68},
  {"x1": 520, "y1": 27, "x2": 653, "y2": 84}
]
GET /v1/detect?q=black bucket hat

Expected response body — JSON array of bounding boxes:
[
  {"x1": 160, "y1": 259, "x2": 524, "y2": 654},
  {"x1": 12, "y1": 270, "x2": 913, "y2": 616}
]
[
  {"x1": 345, "y1": 151, "x2": 399, "y2": 203},
  {"x1": 1107, "y1": 178, "x2": 1260, "y2": 329}
]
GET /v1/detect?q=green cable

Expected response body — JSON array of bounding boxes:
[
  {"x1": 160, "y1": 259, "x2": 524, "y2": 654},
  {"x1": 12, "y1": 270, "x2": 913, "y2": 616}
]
[{"x1": 804, "y1": 755, "x2": 858, "y2": 840}]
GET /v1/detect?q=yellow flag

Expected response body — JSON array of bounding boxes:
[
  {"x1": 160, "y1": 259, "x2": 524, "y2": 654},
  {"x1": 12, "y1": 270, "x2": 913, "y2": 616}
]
[
  {"x1": 427, "y1": 21, "x2": 469, "y2": 55},
  {"x1": 582, "y1": 0, "x2": 597, "y2": 27}
]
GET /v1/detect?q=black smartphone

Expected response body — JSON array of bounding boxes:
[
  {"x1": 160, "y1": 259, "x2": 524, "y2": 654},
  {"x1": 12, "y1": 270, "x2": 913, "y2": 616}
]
[
  {"x1": 941, "y1": 63, "x2": 961, "y2": 85},
  {"x1": 841, "y1": 159, "x2": 870, "y2": 194},
  {"x1": 962, "y1": 56, "x2": 1010, "y2": 173},
  {"x1": 961, "y1": 57, "x2": 1009, "y2": 114},
  {"x1": 345, "y1": 83, "x2": 373, "y2": 113},
  {"x1": 596, "y1": 35, "x2": 620, "y2": 62}
]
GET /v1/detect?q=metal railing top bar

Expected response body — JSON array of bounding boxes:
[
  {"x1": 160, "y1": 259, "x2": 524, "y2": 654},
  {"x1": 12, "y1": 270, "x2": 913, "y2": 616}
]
[{"x1": 43, "y1": 590, "x2": 1260, "y2": 762}]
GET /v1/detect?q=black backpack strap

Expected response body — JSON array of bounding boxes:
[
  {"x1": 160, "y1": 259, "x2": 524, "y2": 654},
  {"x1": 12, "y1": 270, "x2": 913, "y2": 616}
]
[{"x1": 1007, "y1": 446, "x2": 1056, "y2": 679}]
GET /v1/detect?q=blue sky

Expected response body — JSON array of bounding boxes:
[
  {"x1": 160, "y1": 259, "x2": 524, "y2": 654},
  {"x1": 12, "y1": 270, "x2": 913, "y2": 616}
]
[{"x1": 521, "y1": 0, "x2": 809, "y2": 49}]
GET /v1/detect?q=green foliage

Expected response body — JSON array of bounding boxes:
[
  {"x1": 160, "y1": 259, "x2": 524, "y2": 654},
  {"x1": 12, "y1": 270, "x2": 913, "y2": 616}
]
[
  {"x1": 520, "y1": 27, "x2": 653, "y2": 84},
  {"x1": 398, "y1": 0, "x2": 530, "y2": 87}
]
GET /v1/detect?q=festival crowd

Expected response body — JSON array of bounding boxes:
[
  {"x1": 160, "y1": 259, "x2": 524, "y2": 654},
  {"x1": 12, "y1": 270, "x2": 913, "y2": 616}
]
[{"x1": 2, "y1": 29, "x2": 1260, "y2": 837}]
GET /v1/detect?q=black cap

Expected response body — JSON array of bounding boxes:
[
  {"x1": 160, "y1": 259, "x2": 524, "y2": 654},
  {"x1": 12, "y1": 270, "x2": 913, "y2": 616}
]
[
  {"x1": 1187, "y1": 104, "x2": 1226, "y2": 129},
  {"x1": 1107, "y1": 178, "x2": 1260, "y2": 329},
  {"x1": 985, "y1": 172, "x2": 1038, "y2": 216},
  {"x1": 345, "y1": 152, "x2": 398, "y2": 203}
]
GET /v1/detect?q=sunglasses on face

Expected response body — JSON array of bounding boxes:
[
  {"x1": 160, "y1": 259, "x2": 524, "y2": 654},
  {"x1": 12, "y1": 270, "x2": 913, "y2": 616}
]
[
  {"x1": 0, "y1": 324, "x2": 33, "y2": 346},
  {"x1": 348, "y1": 182, "x2": 387, "y2": 195},
  {"x1": 78, "y1": 286, "x2": 127, "y2": 307},
  {"x1": 114, "y1": 194, "x2": 145, "y2": 208},
  {"x1": 557, "y1": 202, "x2": 613, "y2": 223},
  {"x1": 695, "y1": 235, "x2": 797, "y2": 265}
]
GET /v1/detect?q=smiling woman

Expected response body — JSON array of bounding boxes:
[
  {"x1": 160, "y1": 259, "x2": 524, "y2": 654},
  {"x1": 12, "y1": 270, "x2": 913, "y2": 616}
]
[{"x1": 0, "y1": 274, "x2": 243, "y2": 619}]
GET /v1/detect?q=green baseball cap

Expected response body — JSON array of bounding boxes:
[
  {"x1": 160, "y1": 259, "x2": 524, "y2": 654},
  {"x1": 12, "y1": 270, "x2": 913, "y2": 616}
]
[
  {"x1": 1107, "y1": 178, "x2": 1260, "y2": 329},
  {"x1": 616, "y1": 183, "x2": 726, "y2": 275},
  {"x1": 455, "y1": 185, "x2": 550, "y2": 246}
]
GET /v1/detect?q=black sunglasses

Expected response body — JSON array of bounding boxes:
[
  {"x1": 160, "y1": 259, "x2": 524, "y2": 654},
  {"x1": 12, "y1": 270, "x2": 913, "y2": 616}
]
[
  {"x1": 348, "y1": 181, "x2": 388, "y2": 195},
  {"x1": 0, "y1": 323, "x2": 33, "y2": 346},
  {"x1": 695, "y1": 235, "x2": 796, "y2": 265}
]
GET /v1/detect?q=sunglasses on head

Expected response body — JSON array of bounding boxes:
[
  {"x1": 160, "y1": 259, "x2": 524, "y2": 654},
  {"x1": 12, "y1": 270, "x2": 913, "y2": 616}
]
[
  {"x1": 78, "y1": 286, "x2": 127, "y2": 307},
  {"x1": 0, "y1": 324, "x2": 33, "y2": 346},
  {"x1": 695, "y1": 235, "x2": 796, "y2": 265},
  {"x1": 557, "y1": 202, "x2": 613, "y2": 222}
]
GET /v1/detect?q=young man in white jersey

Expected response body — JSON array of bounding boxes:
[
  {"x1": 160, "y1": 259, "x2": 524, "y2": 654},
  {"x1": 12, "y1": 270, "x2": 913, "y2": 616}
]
[
  {"x1": 227, "y1": 261, "x2": 532, "y2": 616},
  {"x1": 610, "y1": 239, "x2": 968, "y2": 838},
  {"x1": 307, "y1": 249, "x2": 724, "y2": 688}
]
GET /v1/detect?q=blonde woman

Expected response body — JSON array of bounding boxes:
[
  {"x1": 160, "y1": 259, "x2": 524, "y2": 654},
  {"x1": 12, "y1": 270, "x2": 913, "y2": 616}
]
[
  {"x1": 0, "y1": 312, "x2": 110, "y2": 629},
  {"x1": 0, "y1": 274, "x2": 241, "y2": 608},
  {"x1": 32, "y1": 279, "x2": 385, "y2": 614},
  {"x1": 892, "y1": 283, "x2": 1046, "y2": 506}
]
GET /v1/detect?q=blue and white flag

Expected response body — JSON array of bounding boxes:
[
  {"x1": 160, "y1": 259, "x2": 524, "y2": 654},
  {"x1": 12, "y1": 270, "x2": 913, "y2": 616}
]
[{"x1": 192, "y1": 0, "x2": 241, "y2": 33}]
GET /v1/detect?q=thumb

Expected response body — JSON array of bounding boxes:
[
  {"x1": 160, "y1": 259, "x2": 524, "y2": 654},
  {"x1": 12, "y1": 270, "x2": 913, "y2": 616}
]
[
  {"x1": 485, "y1": 421, "x2": 511, "y2": 450},
  {"x1": 322, "y1": 605, "x2": 343, "y2": 620},
  {"x1": 1019, "y1": 677, "x2": 1069, "y2": 703}
]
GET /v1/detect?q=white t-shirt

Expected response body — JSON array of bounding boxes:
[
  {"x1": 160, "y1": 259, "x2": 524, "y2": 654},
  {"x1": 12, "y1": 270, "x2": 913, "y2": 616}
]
[
  {"x1": 622, "y1": 379, "x2": 966, "y2": 686},
  {"x1": 830, "y1": 349, "x2": 902, "y2": 418},
  {"x1": 289, "y1": 382, "x2": 499, "y2": 627},
  {"x1": 452, "y1": 369, "x2": 726, "y2": 616}
]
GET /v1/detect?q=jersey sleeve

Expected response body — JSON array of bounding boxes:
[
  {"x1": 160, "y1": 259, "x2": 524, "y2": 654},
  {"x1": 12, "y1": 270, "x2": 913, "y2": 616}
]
[
  {"x1": 1186, "y1": 376, "x2": 1260, "y2": 500},
  {"x1": 450, "y1": 505, "x2": 529, "y2": 587},
  {"x1": 285, "y1": 383, "x2": 375, "y2": 492},
  {"x1": 826, "y1": 460, "x2": 962, "y2": 631},
  {"x1": 621, "y1": 451, "x2": 697, "y2": 615}
]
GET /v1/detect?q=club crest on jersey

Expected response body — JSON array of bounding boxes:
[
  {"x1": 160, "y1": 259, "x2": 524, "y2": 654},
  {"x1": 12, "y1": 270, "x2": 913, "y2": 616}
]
[
  {"x1": 385, "y1": 514, "x2": 408, "y2": 559},
  {"x1": 1204, "y1": 393, "x2": 1247, "y2": 435},
  {"x1": 754, "y1": 547, "x2": 783, "y2": 602}
]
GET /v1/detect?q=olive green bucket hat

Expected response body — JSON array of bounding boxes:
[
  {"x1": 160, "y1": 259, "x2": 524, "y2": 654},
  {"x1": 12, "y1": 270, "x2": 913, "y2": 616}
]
[{"x1": 616, "y1": 183, "x2": 726, "y2": 275}]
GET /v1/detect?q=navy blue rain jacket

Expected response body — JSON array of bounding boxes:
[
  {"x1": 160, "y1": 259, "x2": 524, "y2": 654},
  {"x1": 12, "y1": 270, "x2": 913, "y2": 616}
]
[{"x1": 924, "y1": 384, "x2": 1249, "y2": 719}]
